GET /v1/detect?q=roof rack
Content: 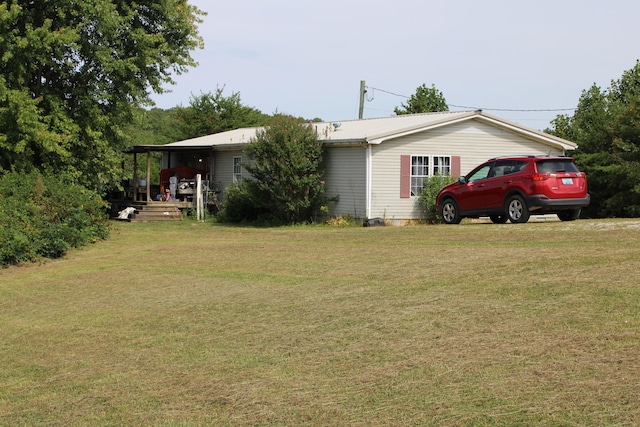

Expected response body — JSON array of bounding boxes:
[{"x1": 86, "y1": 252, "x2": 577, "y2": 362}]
[{"x1": 488, "y1": 154, "x2": 567, "y2": 161}]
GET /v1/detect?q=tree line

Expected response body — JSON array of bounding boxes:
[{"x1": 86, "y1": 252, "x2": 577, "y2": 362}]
[
  {"x1": 1, "y1": 1, "x2": 639, "y2": 265},
  {"x1": 547, "y1": 61, "x2": 640, "y2": 217},
  {"x1": 1, "y1": 0, "x2": 205, "y2": 266}
]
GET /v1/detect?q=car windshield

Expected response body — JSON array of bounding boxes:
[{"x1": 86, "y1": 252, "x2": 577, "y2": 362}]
[{"x1": 536, "y1": 159, "x2": 579, "y2": 173}]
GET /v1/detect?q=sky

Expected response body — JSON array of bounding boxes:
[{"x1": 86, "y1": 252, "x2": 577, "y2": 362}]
[{"x1": 151, "y1": 0, "x2": 640, "y2": 131}]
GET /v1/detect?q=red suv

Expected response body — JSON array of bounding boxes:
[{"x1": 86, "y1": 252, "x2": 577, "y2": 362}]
[{"x1": 436, "y1": 155, "x2": 590, "y2": 224}]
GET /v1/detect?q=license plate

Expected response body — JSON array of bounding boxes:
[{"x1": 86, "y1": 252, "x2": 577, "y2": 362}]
[{"x1": 562, "y1": 178, "x2": 573, "y2": 185}]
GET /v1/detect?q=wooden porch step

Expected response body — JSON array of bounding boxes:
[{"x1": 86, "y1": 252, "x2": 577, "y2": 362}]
[
  {"x1": 111, "y1": 201, "x2": 188, "y2": 222},
  {"x1": 133, "y1": 202, "x2": 182, "y2": 221}
]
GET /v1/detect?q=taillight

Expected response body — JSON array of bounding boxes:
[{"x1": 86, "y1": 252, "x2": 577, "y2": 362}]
[{"x1": 532, "y1": 173, "x2": 549, "y2": 181}]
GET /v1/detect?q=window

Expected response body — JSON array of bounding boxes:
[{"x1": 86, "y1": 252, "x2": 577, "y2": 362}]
[
  {"x1": 434, "y1": 156, "x2": 451, "y2": 176},
  {"x1": 467, "y1": 164, "x2": 493, "y2": 182},
  {"x1": 536, "y1": 159, "x2": 579, "y2": 173},
  {"x1": 410, "y1": 156, "x2": 429, "y2": 196},
  {"x1": 492, "y1": 160, "x2": 528, "y2": 177},
  {"x1": 233, "y1": 156, "x2": 243, "y2": 183},
  {"x1": 410, "y1": 155, "x2": 452, "y2": 196},
  {"x1": 401, "y1": 155, "x2": 459, "y2": 198}
]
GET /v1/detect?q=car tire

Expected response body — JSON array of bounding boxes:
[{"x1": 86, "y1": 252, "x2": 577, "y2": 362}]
[
  {"x1": 506, "y1": 195, "x2": 530, "y2": 223},
  {"x1": 557, "y1": 209, "x2": 581, "y2": 221},
  {"x1": 440, "y1": 198, "x2": 462, "y2": 224},
  {"x1": 490, "y1": 215, "x2": 508, "y2": 224}
]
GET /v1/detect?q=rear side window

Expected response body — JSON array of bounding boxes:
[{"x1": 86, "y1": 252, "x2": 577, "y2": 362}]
[
  {"x1": 536, "y1": 159, "x2": 579, "y2": 173},
  {"x1": 493, "y1": 160, "x2": 528, "y2": 176}
]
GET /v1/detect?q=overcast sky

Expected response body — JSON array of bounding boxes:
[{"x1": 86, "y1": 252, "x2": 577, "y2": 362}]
[{"x1": 151, "y1": 0, "x2": 640, "y2": 130}]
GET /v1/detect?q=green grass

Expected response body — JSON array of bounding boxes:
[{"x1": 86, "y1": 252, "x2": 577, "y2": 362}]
[{"x1": 1, "y1": 219, "x2": 639, "y2": 426}]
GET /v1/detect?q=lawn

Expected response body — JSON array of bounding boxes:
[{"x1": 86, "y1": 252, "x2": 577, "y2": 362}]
[{"x1": 1, "y1": 219, "x2": 639, "y2": 426}]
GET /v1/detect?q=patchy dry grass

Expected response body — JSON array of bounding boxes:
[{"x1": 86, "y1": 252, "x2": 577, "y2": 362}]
[{"x1": 1, "y1": 219, "x2": 639, "y2": 426}]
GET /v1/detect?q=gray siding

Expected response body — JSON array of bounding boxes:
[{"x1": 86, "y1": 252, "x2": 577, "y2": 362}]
[
  {"x1": 211, "y1": 150, "x2": 246, "y2": 200},
  {"x1": 369, "y1": 121, "x2": 565, "y2": 220},
  {"x1": 323, "y1": 146, "x2": 367, "y2": 220}
]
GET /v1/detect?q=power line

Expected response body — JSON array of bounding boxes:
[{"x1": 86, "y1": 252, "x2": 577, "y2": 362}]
[
  {"x1": 365, "y1": 85, "x2": 577, "y2": 113},
  {"x1": 449, "y1": 104, "x2": 577, "y2": 112}
]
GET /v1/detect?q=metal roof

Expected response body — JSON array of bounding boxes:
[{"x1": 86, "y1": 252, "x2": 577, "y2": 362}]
[{"x1": 131, "y1": 110, "x2": 577, "y2": 153}]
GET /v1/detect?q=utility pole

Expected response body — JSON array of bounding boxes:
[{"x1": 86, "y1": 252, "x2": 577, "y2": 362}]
[{"x1": 358, "y1": 80, "x2": 366, "y2": 119}]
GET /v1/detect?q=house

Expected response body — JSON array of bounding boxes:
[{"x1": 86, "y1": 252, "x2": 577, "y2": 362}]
[{"x1": 130, "y1": 110, "x2": 577, "y2": 223}]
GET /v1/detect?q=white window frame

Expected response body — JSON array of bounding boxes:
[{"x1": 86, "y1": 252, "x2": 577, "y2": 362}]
[
  {"x1": 410, "y1": 155, "x2": 429, "y2": 197},
  {"x1": 233, "y1": 156, "x2": 243, "y2": 183},
  {"x1": 410, "y1": 155, "x2": 452, "y2": 196},
  {"x1": 433, "y1": 156, "x2": 451, "y2": 176}
]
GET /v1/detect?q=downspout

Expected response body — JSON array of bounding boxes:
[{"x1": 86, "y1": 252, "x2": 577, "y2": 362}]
[{"x1": 366, "y1": 143, "x2": 372, "y2": 219}]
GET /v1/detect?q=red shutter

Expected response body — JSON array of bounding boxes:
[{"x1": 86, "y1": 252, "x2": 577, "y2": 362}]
[
  {"x1": 451, "y1": 156, "x2": 461, "y2": 177},
  {"x1": 400, "y1": 155, "x2": 411, "y2": 198}
]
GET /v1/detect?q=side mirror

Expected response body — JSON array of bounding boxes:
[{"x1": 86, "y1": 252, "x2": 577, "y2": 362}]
[{"x1": 458, "y1": 176, "x2": 467, "y2": 184}]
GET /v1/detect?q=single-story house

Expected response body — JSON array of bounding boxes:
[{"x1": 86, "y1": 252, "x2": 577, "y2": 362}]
[{"x1": 130, "y1": 110, "x2": 577, "y2": 222}]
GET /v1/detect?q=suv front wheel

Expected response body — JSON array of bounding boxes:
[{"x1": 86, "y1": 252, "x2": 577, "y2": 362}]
[
  {"x1": 440, "y1": 198, "x2": 462, "y2": 224},
  {"x1": 506, "y1": 195, "x2": 530, "y2": 223}
]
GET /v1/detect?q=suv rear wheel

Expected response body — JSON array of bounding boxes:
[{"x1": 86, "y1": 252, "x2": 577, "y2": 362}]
[
  {"x1": 557, "y1": 209, "x2": 581, "y2": 221},
  {"x1": 506, "y1": 195, "x2": 530, "y2": 223},
  {"x1": 440, "y1": 198, "x2": 461, "y2": 224},
  {"x1": 490, "y1": 215, "x2": 508, "y2": 224}
]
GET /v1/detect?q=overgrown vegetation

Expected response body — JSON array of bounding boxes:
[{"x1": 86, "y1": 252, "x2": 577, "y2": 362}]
[
  {"x1": 218, "y1": 115, "x2": 326, "y2": 225},
  {"x1": 549, "y1": 60, "x2": 640, "y2": 217},
  {"x1": 176, "y1": 87, "x2": 270, "y2": 139},
  {"x1": 0, "y1": 171, "x2": 109, "y2": 267},
  {"x1": 419, "y1": 174, "x2": 458, "y2": 220},
  {"x1": 0, "y1": 1, "x2": 204, "y2": 191}
]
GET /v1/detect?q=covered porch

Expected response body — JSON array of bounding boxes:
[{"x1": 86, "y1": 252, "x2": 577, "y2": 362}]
[{"x1": 110, "y1": 144, "x2": 220, "y2": 221}]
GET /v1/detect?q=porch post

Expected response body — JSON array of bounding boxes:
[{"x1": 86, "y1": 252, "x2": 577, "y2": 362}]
[
  {"x1": 146, "y1": 149, "x2": 151, "y2": 201},
  {"x1": 133, "y1": 153, "x2": 138, "y2": 200}
]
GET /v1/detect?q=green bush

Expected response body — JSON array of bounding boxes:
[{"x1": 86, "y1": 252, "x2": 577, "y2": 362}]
[
  {"x1": 216, "y1": 180, "x2": 278, "y2": 225},
  {"x1": 245, "y1": 115, "x2": 326, "y2": 224},
  {"x1": 0, "y1": 171, "x2": 109, "y2": 267},
  {"x1": 418, "y1": 175, "x2": 458, "y2": 221}
]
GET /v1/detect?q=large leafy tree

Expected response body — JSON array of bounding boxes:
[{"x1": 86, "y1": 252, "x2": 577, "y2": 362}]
[
  {"x1": 0, "y1": 1, "x2": 204, "y2": 190},
  {"x1": 550, "y1": 61, "x2": 640, "y2": 217},
  {"x1": 244, "y1": 115, "x2": 325, "y2": 224},
  {"x1": 394, "y1": 83, "x2": 449, "y2": 115},
  {"x1": 177, "y1": 88, "x2": 269, "y2": 139}
]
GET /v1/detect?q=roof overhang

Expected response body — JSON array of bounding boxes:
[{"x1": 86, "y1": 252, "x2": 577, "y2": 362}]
[
  {"x1": 128, "y1": 110, "x2": 577, "y2": 154},
  {"x1": 473, "y1": 112, "x2": 577, "y2": 151},
  {"x1": 128, "y1": 143, "x2": 246, "y2": 154},
  {"x1": 366, "y1": 110, "x2": 577, "y2": 151},
  {"x1": 367, "y1": 111, "x2": 479, "y2": 145}
]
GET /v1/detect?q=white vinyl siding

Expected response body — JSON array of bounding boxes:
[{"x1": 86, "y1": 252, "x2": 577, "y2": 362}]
[
  {"x1": 210, "y1": 150, "x2": 246, "y2": 200},
  {"x1": 369, "y1": 120, "x2": 565, "y2": 221}
]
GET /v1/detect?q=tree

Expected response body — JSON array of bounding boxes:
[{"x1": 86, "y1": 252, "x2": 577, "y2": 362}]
[
  {"x1": 177, "y1": 88, "x2": 269, "y2": 139},
  {"x1": 0, "y1": 1, "x2": 204, "y2": 190},
  {"x1": 548, "y1": 61, "x2": 640, "y2": 217},
  {"x1": 394, "y1": 84, "x2": 449, "y2": 115},
  {"x1": 123, "y1": 107, "x2": 186, "y2": 184},
  {"x1": 243, "y1": 115, "x2": 326, "y2": 224}
]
